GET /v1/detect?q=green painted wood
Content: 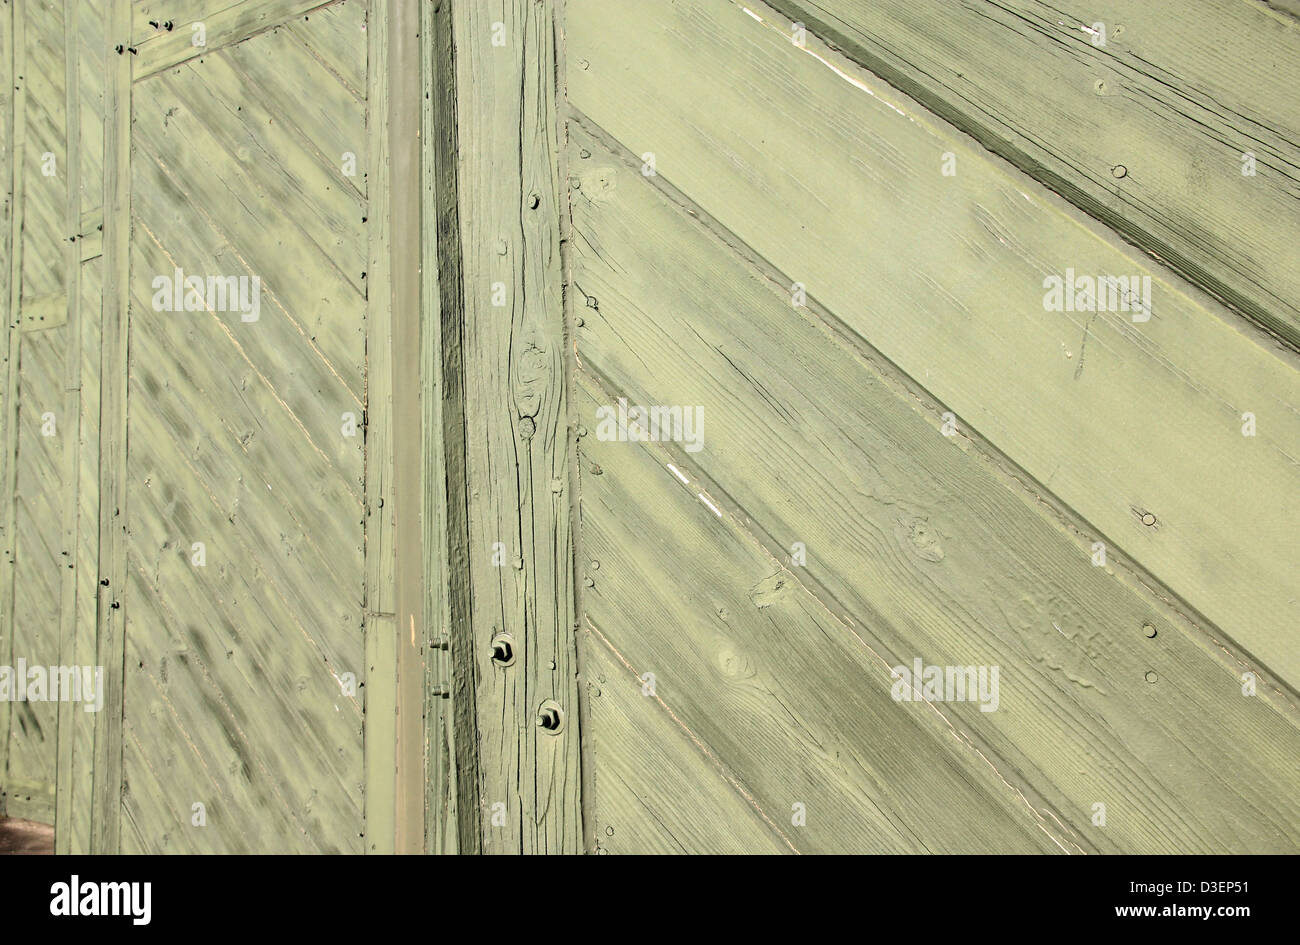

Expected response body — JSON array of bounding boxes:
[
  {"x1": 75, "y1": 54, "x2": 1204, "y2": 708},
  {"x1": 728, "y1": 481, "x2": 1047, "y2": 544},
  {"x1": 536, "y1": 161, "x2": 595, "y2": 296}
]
[
  {"x1": 61, "y1": 256, "x2": 101, "y2": 853},
  {"x1": 8, "y1": 330, "x2": 65, "y2": 819},
  {"x1": 2, "y1": 0, "x2": 71, "y2": 826},
  {"x1": 566, "y1": 123, "x2": 1300, "y2": 852},
  {"x1": 565, "y1": 0, "x2": 1300, "y2": 697},
  {"x1": 2, "y1": 0, "x2": 574, "y2": 853},
  {"x1": 130, "y1": 0, "x2": 246, "y2": 47},
  {"x1": 221, "y1": 19, "x2": 366, "y2": 205},
  {"x1": 284, "y1": 0, "x2": 363, "y2": 103},
  {"x1": 8, "y1": 0, "x2": 1292, "y2": 858},
  {"x1": 115, "y1": 9, "x2": 367, "y2": 851},
  {"x1": 579, "y1": 628, "x2": 789, "y2": 855},
  {"x1": 386, "y1": 0, "x2": 425, "y2": 855},
  {"x1": 575, "y1": 376, "x2": 1066, "y2": 854},
  {"x1": 152, "y1": 39, "x2": 366, "y2": 377},
  {"x1": 89, "y1": 0, "x2": 130, "y2": 852},
  {"x1": 131, "y1": 0, "x2": 334, "y2": 79},
  {"x1": 119, "y1": 237, "x2": 362, "y2": 852},
  {"x1": 0, "y1": 0, "x2": 15, "y2": 812},
  {"x1": 764, "y1": 0, "x2": 1300, "y2": 350},
  {"x1": 453, "y1": 0, "x2": 582, "y2": 854},
  {"x1": 54, "y1": 0, "x2": 90, "y2": 855},
  {"x1": 76, "y1": 0, "x2": 103, "y2": 214},
  {"x1": 69, "y1": 2, "x2": 103, "y2": 854},
  {"x1": 419, "y1": 0, "x2": 473, "y2": 855},
  {"x1": 77, "y1": 206, "x2": 101, "y2": 260},
  {"x1": 17, "y1": 291, "x2": 66, "y2": 331},
  {"x1": 55, "y1": 0, "x2": 105, "y2": 852},
  {"x1": 361, "y1": 0, "x2": 397, "y2": 855}
]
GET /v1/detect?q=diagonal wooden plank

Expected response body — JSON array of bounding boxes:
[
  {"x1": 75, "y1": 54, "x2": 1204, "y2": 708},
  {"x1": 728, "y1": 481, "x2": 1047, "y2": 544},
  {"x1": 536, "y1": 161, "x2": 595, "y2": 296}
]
[
  {"x1": 4, "y1": 0, "x2": 71, "y2": 824},
  {"x1": 581, "y1": 630, "x2": 791, "y2": 855},
  {"x1": 129, "y1": 123, "x2": 364, "y2": 411},
  {"x1": 285, "y1": 0, "x2": 363, "y2": 102},
  {"x1": 564, "y1": 0, "x2": 1300, "y2": 695},
  {"x1": 567, "y1": 122, "x2": 1300, "y2": 852},
  {"x1": 130, "y1": 0, "x2": 334, "y2": 79},
  {"x1": 153, "y1": 53, "x2": 366, "y2": 282},
  {"x1": 131, "y1": 0, "x2": 244, "y2": 47},
  {"x1": 576, "y1": 375, "x2": 1066, "y2": 853},
  {"x1": 119, "y1": 16, "x2": 371, "y2": 844},
  {"x1": 219, "y1": 26, "x2": 366, "y2": 201},
  {"x1": 124, "y1": 257, "x2": 365, "y2": 636},
  {"x1": 762, "y1": 0, "x2": 1300, "y2": 349}
]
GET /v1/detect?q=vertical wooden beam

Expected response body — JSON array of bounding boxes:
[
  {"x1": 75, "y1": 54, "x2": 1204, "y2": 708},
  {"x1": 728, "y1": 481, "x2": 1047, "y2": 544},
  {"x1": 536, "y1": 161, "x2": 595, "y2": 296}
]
[
  {"x1": 553, "y1": 0, "x2": 595, "y2": 854},
  {"x1": 453, "y1": 0, "x2": 582, "y2": 854},
  {"x1": 388, "y1": 0, "x2": 425, "y2": 856},
  {"x1": 89, "y1": 0, "x2": 131, "y2": 854},
  {"x1": 421, "y1": 0, "x2": 479, "y2": 855}
]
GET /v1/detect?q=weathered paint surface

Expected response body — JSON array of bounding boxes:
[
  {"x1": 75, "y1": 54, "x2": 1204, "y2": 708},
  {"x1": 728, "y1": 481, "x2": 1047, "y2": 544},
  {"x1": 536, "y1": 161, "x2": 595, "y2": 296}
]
[
  {"x1": 0, "y1": 0, "x2": 399, "y2": 852},
  {"x1": 451, "y1": 0, "x2": 581, "y2": 854},
  {"x1": 2, "y1": 0, "x2": 71, "y2": 825},
  {"x1": 121, "y1": 3, "x2": 370, "y2": 852},
  {"x1": 2, "y1": 0, "x2": 1296, "y2": 856},
  {"x1": 52, "y1": 0, "x2": 105, "y2": 856},
  {"x1": 566, "y1": 0, "x2": 1300, "y2": 696},
  {"x1": 565, "y1": 0, "x2": 1300, "y2": 853},
  {"x1": 419, "y1": 0, "x2": 472, "y2": 855},
  {"x1": 762, "y1": 0, "x2": 1300, "y2": 350},
  {"x1": 1, "y1": 0, "x2": 585, "y2": 853}
]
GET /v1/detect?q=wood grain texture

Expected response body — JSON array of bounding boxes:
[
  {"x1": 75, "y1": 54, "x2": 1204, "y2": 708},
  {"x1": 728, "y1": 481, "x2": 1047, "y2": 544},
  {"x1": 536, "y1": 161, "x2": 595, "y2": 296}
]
[
  {"x1": 360, "y1": 0, "x2": 396, "y2": 856},
  {"x1": 54, "y1": 0, "x2": 102, "y2": 855},
  {"x1": 0, "y1": 0, "x2": 83, "y2": 831},
  {"x1": 565, "y1": 0, "x2": 1300, "y2": 696},
  {"x1": 567, "y1": 120, "x2": 1300, "y2": 853},
  {"x1": 6, "y1": 0, "x2": 1291, "y2": 858},
  {"x1": 131, "y1": 0, "x2": 333, "y2": 79},
  {"x1": 284, "y1": 0, "x2": 363, "y2": 103},
  {"x1": 8, "y1": 326, "x2": 65, "y2": 824},
  {"x1": 117, "y1": 6, "x2": 368, "y2": 851},
  {"x1": 58, "y1": 257, "x2": 102, "y2": 852},
  {"x1": 3, "y1": 0, "x2": 74, "y2": 826},
  {"x1": 130, "y1": 0, "x2": 245, "y2": 47},
  {"x1": 420, "y1": 0, "x2": 473, "y2": 855},
  {"x1": 0, "y1": 0, "x2": 23, "y2": 816},
  {"x1": 385, "y1": 0, "x2": 424, "y2": 855},
  {"x1": 764, "y1": 0, "x2": 1300, "y2": 349},
  {"x1": 89, "y1": 0, "x2": 130, "y2": 852},
  {"x1": 453, "y1": 0, "x2": 582, "y2": 853},
  {"x1": 78, "y1": 0, "x2": 104, "y2": 214},
  {"x1": 580, "y1": 627, "x2": 789, "y2": 855},
  {"x1": 0, "y1": 0, "x2": 16, "y2": 812},
  {"x1": 576, "y1": 378, "x2": 1065, "y2": 854}
]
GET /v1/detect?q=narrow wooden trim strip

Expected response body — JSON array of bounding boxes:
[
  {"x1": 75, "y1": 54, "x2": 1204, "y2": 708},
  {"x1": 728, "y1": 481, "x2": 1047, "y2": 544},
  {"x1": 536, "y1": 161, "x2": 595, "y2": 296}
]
[
  {"x1": 54, "y1": 0, "x2": 86, "y2": 856},
  {"x1": 388, "y1": 0, "x2": 425, "y2": 856},
  {"x1": 89, "y1": 0, "x2": 133, "y2": 854},
  {"x1": 361, "y1": 0, "x2": 397, "y2": 856}
]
